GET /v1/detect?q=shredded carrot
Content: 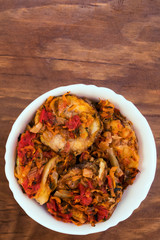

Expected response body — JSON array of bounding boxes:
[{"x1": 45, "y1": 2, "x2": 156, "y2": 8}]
[
  {"x1": 68, "y1": 105, "x2": 76, "y2": 111},
  {"x1": 62, "y1": 91, "x2": 70, "y2": 102},
  {"x1": 109, "y1": 166, "x2": 118, "y2": 188}
]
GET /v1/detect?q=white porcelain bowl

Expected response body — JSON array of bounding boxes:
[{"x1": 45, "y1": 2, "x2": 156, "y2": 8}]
[{"x1": 5, "y1": 84, "x2": 157, "y2": 235}]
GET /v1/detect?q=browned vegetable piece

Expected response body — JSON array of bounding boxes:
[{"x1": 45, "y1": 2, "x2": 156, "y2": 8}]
[{"x1": 33, "y1": 94, "x2": 102, "y2": 155}]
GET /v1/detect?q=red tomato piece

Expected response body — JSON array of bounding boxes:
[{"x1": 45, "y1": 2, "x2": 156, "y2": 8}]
[
  {"x1": 39, "y1": 108, "x2": 55, "y2": 124},
  {"x1": 107, "y1": 175, "x2": 113, "y2": 189},
  {"x1": 65, "y1": 115, "x2": 81, "y2": 130},
  {"x1": 97, "y1": 206, "x2": 108, "y2": 221},
  {"x1": 47, "y1": 199, "x2": 58, "y2": 212},
  {"x1": 18, "y1": 131, "x2": 36, "y2": 150}
]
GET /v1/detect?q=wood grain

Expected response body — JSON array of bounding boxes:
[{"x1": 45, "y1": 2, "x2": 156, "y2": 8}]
[{"x1": 0, "y1": 0, "x2": 160, "y2": 239}]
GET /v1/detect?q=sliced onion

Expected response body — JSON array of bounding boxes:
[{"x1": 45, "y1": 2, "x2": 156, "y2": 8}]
[
  {"x1": 35, "y1": 156, "x2": 60, "y2": 205},
  {"x1": 30, "y1": 122, "x2": 42, "y2": 133},
  {"x1": 54, "y1": 190, "x2": 72, "y2": 199}
]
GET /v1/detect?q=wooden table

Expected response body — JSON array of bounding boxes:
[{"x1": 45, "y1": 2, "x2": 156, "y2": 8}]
[{"x1": 0, "y1": 0, "x2": 160, "y2": 239}]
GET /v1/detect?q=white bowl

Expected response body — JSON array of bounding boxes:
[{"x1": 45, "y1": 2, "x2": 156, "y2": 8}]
[{"x1": 5, "y1": 84, "x2": 157, "y2": 235}]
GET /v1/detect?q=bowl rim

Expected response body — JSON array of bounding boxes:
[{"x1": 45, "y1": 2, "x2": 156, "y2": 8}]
[{"x1": 5, "y1": 84, "x2": 157, "y2": 235}]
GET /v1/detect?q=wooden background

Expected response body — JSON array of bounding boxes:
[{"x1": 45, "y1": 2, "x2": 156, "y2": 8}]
[{"x1": 0, "y1": 0, "x2": 160, "y2": 239}]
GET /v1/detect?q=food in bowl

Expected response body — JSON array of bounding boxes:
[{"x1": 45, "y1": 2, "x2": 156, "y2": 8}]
[{"x1": 15, "y1": 93, "x2": 140, "y2": 226}]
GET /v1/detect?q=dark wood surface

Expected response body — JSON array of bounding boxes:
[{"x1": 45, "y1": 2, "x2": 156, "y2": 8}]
[{"x1": 0, "y1": 0, "x2": 160, "y2": 239}]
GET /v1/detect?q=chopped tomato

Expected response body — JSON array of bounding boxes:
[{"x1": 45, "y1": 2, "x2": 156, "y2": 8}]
[
  {"x1": 17, "y1": 131, "x2": 36, "y2": 164},
  {"x1": 106, "y1": 175, "x2": 113, "y2": 189},
  {"x1": 47, "y1": 198, "x2": 72, "y2": 222},
  {"x1": 87, "y1": 180, "x2": 94, "y2": 190},
  {"x1": 47, "y1": 199, "x2": 58, "y2": 212},
  {"x1": 18, "y1": 131, "x2": 36, "y2": 150},
  {"x1": 75, "y1": 183, "x2": 93, "y2": 206},
  {"x1": 22, "y1": 177, "x2": 40, "y2": 198},
  {"x1": 39, "y1": 108, "x2": 55, "y2": 125},
  {"x1": 97, "y1": 206, "x2": 108, "y2": 221},
  {"x1": 79, "y1": 183, "x2": 86, "y2": 196},
  {"x1": 65, "y1": 115, "x2": 81, "y2": 130},
  {"x1": 59, "y1": 212, "x2": 72, "y2": 221},
  {"x1": 81, "y1": 195, "x2": 92, "y2": 206}
]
